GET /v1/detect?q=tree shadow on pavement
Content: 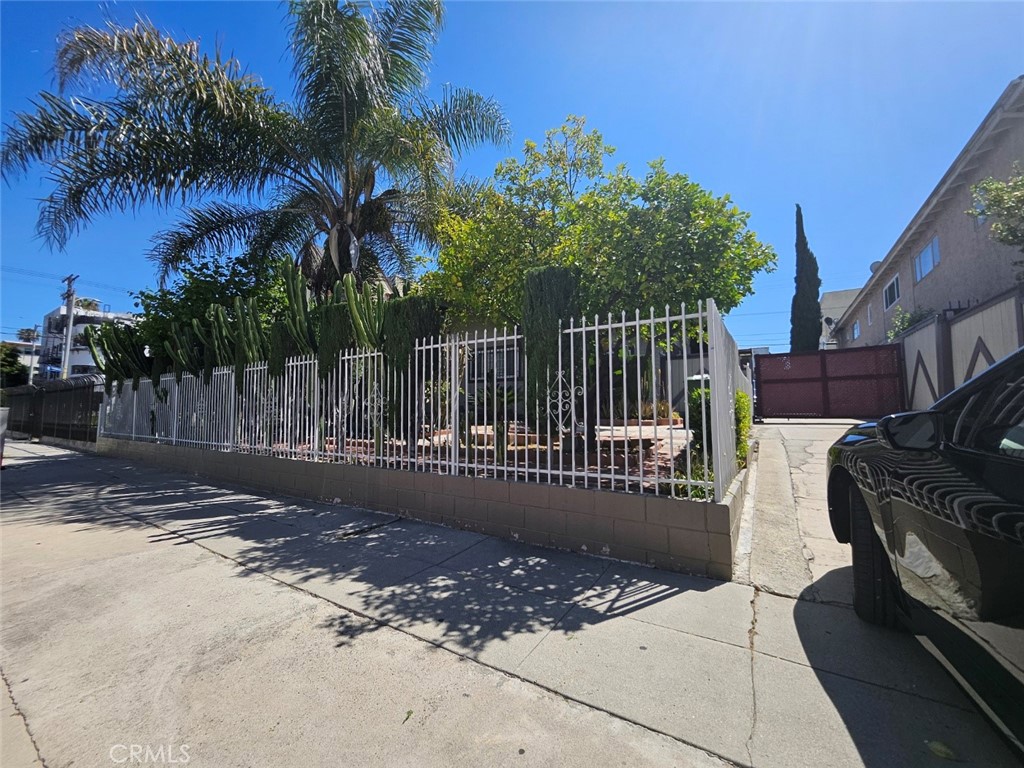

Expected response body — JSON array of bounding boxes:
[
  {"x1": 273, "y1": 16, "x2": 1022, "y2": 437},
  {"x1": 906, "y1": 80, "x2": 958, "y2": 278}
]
[{"x1": 3, "y1": 449, "x2": 732, "y2": 665}]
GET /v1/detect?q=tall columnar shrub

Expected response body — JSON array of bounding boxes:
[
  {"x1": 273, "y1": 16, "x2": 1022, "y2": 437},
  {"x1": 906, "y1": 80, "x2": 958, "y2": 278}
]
[
  {"x1": 789, "y1": 204, "x2": 822, "y2": 352},
  {"x1": 314, "y1": 302, "x2": 354, "y2": 379},
  {"x1": 380, "y1": 294, "x2": 445, "y2": 370},
  {"x1": 521, "y1": 265, "x2": 580, "y2": 403},
  {"x1": 268, "y1": 320, "x2": 300, "y2": 378}
]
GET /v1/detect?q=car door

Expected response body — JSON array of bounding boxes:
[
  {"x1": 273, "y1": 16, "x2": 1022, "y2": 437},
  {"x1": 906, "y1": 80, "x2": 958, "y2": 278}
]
[{"x1": 889, "y1": 356, "x2": 1024, "y2": 749}]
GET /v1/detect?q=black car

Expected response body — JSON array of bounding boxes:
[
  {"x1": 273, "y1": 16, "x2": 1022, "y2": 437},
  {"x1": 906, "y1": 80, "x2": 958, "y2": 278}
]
[{"x1": 826, "y1": 347, "x2": 1024, "y2": 755}]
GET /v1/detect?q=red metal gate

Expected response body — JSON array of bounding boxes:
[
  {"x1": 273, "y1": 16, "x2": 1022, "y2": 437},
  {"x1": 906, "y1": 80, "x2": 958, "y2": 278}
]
[{"x1": 754, "y1": 345, "x2": 905, "y2": 419}]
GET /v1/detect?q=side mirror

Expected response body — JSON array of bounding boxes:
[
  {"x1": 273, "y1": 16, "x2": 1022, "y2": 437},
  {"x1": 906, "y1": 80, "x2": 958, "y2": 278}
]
[{"x1": 877, "y1": 412, "x2": 942, "y2": 451}]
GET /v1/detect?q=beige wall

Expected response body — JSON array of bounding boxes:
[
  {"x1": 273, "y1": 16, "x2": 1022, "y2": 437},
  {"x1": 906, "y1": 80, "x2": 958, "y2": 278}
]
[
  {"x1": 95, "y1": 437, "x2": 749, "y2": 581},
  {"x1": 838, "y1": 120, "x2": 1024, "y2": 349},
  {"x1": 949, "y1": 292, "x2": 1024, "y2": 386},
  {"x1": 902, "y1": 318, "x2": 942, "y2": 410},
  {"x1": 897, "y1": 289, "x2": 1022, "y2": 409}
]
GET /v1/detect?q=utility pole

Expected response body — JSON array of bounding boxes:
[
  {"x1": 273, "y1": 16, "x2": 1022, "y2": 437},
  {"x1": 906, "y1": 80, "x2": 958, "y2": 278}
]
[
  {"x1": 28, "y1": 323, "x2": 40, "y2": 385},
  {"x1": 60, "y1": 274, "x2": 79, "y2": 379}
]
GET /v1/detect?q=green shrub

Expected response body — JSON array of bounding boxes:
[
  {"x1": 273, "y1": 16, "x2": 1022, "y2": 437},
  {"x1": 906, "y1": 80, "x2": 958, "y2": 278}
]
[
  {"x1": 735, "y1": 390, "x2": 752, "y2": 466},
  {"x1": 687, "y1": 386, "x2": 751, "y2": 465},
  {"x1": 380, "y1": 294, "x2": 445, "y2": 370},
  {"x1": 521, "y1": 265, "x2": 580, "y2": 402}
]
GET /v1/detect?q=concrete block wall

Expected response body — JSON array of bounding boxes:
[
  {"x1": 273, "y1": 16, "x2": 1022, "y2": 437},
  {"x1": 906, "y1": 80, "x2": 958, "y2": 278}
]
[{"x1": 96, "y1": 437, "x2": 747, "y2": 580}]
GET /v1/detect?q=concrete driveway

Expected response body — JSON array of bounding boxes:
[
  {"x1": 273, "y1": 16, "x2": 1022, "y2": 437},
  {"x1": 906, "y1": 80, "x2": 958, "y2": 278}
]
[
  {"x1": 1, "y1": 440, "x2": 1016, "y2": 768},
  {"x1": 746, "y1": 420, "x2": 859, "y2": 604}
]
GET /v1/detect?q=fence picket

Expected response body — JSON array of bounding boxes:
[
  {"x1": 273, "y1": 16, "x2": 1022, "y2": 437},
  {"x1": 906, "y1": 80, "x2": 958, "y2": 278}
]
[{"x1": 99, "y1": 302, "x2": 747, "y2": 501}]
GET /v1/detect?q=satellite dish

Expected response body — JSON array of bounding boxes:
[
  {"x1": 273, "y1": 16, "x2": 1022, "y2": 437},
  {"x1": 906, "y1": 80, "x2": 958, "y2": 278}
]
[
  {"x1": 869, "y1": 261, "x2": 882, "y2": 274},
  {"x1": 824, "y1": 317, "x2": 835, "y2": 327}
]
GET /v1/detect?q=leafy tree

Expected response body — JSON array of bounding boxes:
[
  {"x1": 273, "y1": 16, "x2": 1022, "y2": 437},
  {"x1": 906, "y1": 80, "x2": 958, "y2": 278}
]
[
  {"x1": 887, "y1": 305, "x2": 934, "y2": 341},
  {"x1": 132, "y1": 252, "x2": 286, "y2": 354},
  {"x1": 422, "y1": 117, "x2": 776, "y2": 327},
  {"x1": 1, "y1": 343, "x2": 29, "y2": 388},
  {"x1": 16, "y1": 328, "x2": 39, "y2": 344},
  {"x1": 789, "y1": 204, "x2": 822, "y2": 352},
  {"x1": 970, "y1": 163, "x2": 1024, "y2": 280},
  {"x1": 1, "y1": 1, "x2": 510, "y2": 295}
]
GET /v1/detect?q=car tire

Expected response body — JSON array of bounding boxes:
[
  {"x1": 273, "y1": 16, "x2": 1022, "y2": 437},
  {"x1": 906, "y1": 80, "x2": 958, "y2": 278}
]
[{"x1": 849, "y1": 485, "x2": 901, "y2": 628}]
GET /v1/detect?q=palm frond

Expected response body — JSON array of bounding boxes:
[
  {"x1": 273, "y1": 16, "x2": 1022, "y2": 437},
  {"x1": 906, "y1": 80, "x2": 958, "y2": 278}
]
[
  {"x1": 149, "y1": 202, "x2": 294, "y2": 285},
  {"x1": 418, "y1": 84, "x2": 511, "y2": 156},
  {"x1": 372, "y1": 0, "x2": 444, "y2": 95},
  {"x1": 290, "y1": 0, "x2": 384, "y2": 148}
]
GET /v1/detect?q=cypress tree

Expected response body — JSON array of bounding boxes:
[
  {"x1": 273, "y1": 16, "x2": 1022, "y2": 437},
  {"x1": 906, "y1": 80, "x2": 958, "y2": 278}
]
[{"x1": 789, "y1": 204, "x2": 823, "y2": 352}]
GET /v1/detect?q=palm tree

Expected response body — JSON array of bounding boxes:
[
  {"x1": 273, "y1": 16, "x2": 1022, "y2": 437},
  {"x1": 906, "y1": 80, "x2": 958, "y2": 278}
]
[
  {"x1": 16, "y1": 328, "x2": 39, "y2": 344},
  {"x1": 1, "y1": 0, "x2": 509, "y2": 295}
]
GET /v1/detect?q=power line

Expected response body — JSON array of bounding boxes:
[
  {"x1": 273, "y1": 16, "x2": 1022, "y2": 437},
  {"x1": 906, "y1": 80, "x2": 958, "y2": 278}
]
[{"x1": 0, "y1": 266, "x2": 135, "y2": 294}]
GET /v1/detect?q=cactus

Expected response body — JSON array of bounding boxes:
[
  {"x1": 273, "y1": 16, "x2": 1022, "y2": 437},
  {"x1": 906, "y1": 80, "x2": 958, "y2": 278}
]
[
  {"x1": 84, "y1": 323, "x2": 148, "y2": 392},
  {"x1": 282, "y1": 259, "x2": 315, "y2": 354},
  {"x1": 343, "y1": 272, "x2": 384, "y2": 349},
  {"x1": 227, "y1": 297, "x2": 270, "y2": 391},
  {"x1": 163, "y1": 321, "x2": 203, "y2": 381}
]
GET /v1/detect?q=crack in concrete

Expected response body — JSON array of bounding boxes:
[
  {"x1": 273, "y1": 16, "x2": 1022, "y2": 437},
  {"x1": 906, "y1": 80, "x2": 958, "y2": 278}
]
[
  {"x1": 745, "y1": 587, "x2": 760, "y2": 767},
  {"x1": 2, "y1": 666, "x2": 48, "y2": 768},
  {"x1": 778, "y1": 431, "x2": 819, "y2": 602}
]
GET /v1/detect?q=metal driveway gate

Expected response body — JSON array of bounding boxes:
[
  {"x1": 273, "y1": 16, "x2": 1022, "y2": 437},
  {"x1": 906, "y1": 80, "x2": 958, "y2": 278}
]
[{"x1": 754, "y1": 345, "x2": 905, "y2": 419}]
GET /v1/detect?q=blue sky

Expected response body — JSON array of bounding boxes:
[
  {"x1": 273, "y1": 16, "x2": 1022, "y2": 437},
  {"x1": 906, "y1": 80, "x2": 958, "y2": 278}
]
[{"x1": 2, "y1": 1, "x2": 1023, "y2": 350}]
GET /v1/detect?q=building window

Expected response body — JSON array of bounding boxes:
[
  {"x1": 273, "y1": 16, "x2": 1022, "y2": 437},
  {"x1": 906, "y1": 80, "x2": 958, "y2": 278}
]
[
  {"x1": 913, "y1": 236, "x2": 940, "y2": 282},
  {"x1": 883, "y1": 275, "x2": 901, "y2": 310},
  {"x1": 867, "y1": 304, "x2": 873, "y2": 326},
  {"x1": 973, "y1": 196, "x2": 987, "y2": 230},
  {"x1": 852, "y1": 320, "x2": 861, "y2": 340}
]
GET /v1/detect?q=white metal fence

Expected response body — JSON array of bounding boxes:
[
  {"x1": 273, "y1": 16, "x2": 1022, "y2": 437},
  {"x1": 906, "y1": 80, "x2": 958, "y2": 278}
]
[{"x1": 100, "y1": 300, "x2": 750, "y2": 501}]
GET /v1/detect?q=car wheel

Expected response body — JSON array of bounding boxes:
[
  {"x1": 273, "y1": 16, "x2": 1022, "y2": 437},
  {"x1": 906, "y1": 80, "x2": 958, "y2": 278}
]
[{"x1": 849, "y1": 485, "x2": 901, "y2": 628}]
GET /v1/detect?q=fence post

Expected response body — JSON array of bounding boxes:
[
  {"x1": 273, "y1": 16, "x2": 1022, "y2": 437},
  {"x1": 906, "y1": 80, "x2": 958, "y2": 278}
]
[
  {"x1": 131, "y1": 384, "x2": 137, "y2": 441},
  {"x1": 707, "y1": 300, "x2": 723, "y2": 501},
  {"x1": 448, "y1": 336, "x2": 459, "y2": 474},
  {"x1": 171, "y1": 377, "x2": 178, "y2": 446}
]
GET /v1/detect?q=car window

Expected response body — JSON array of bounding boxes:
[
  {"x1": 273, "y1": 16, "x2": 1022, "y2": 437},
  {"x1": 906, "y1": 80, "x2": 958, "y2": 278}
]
[{"x1": 965, "y1": 365, "x2": 1024, "y2": 459}]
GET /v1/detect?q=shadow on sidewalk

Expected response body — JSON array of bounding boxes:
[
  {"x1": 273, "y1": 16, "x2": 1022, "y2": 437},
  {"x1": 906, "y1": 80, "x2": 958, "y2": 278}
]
[{"x1": 4, "y1": 451, "x2": 730, "y2": 661}]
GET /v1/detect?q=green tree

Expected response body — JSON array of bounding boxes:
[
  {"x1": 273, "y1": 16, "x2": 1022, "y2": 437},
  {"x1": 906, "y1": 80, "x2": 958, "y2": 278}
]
[
  {"x1": 16, "y1": 328, "x2": 39, "y2": 344},
  {"x1": 970, "y1": 163, "x2": 1024, "y2": 280},
  {"x1": 132, "y1": 252, "x2": 286, "y2": 354},
  {"x1": 1, "y1": 1, "x2": 510, "y2": 295},
  {"x1": 789, "y1": 204, "x2": 822, "y2": 352},
  {"x1": 1, "y1": 343, "x2": 29, "y2": 388},
  {"x1": 886, "y1": 305, "x2": 934, "y2": 341},
  {"x1": 422, "y1": 117, "x2": 776, "y2": 326}
]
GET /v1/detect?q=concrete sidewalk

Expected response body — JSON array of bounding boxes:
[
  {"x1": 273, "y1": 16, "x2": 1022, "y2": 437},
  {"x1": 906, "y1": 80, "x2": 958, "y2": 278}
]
[
  {"x1": 1, "y1": 442, "x2": 1015, "y2": 767},
  {"x1": 748, "y1": 421, "x2": 860, "y2": 604}
]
